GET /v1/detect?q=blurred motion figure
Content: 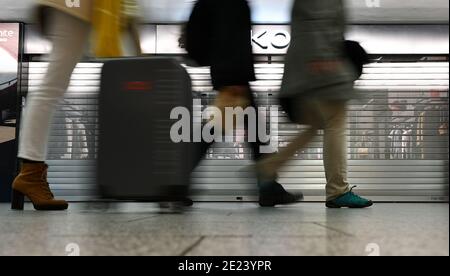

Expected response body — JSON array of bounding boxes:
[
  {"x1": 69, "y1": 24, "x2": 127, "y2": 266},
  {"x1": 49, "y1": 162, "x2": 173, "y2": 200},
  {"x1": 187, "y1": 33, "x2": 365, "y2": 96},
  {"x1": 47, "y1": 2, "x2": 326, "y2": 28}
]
[
  {"x1": 256, "y1": 0, "x2": 373, "y2": 208},
  {"x1": 186, "y1": 0, "x2": 303, "y2": 207},
  {"x1": 11, "y1": 0, "x2": 141, "y2": 211}
]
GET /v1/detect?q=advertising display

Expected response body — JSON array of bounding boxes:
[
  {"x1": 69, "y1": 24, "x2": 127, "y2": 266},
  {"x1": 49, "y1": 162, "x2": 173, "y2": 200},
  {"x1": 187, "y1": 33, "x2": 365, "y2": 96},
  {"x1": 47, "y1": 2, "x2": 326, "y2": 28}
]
[{"x1": 0, "y1": 23, "x2": 21, "y2": 202}]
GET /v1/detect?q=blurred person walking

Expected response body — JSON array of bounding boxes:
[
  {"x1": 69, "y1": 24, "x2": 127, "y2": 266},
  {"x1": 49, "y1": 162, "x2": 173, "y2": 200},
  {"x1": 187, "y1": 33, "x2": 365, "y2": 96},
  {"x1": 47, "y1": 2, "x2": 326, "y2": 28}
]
[
  {"x1": 256, "y1": 0, "x2": 373, "y2": 208},
  {"x1": 11, "y1": 0, "x2": 141, "y2": 211},
  {"x1": 186, "y1": 0, "x2": 302, "y2": 207}
]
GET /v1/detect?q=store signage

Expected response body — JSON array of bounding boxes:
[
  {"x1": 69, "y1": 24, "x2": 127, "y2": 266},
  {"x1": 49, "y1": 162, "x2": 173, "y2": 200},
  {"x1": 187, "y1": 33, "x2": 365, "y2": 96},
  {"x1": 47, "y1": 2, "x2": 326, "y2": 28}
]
[
  {"x1": 24, "y1": 24, "x2": 450, "y2": 55},
  {"x1": 251, "y1": 26, "x2": 291, "y2": 54},
  {"x1": 0, "y1": 23, "x2": 21, "y2": 202},
  {"x1": 252, "y1": 30, "x2": 291, "y2": 50},
  {"x1": 0, "y1": 29, "x2": 15, "y2": 42},
  {"x1": 0, "y1": 23, "x2": 20, "y2": 84},
  {"x1": 153, "y1": 25, "x2": 291, "y2": 55},
  {"x1": 150, "y1": 24, "x2": 448, "y2": 55}
]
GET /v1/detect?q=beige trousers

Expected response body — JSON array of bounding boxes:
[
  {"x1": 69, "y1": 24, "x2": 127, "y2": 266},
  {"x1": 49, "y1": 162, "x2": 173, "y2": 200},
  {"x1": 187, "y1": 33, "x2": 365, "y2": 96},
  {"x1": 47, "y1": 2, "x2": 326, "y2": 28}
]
[{"x1": 259, "y1": 99, "x2": 351, "y2": 201}]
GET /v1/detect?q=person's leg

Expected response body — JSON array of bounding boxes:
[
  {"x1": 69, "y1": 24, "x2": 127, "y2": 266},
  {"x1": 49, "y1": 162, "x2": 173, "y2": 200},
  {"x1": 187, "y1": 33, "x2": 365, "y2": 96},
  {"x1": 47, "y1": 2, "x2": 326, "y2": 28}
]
[
  {"x1": 18, "y1": 11, "x2": 90, "y2": 161},
  {"x1": 320, "y1": 100, "x2": 372, "y2": 208},
  {"x1": 255, "y1": 97, "x2": 318, "y2": 206},
  {"x1": 320, "y1": 100, "x2": 351, "y2": 201},
  {"x1": 257, "y1": 127, "x2": 317, "y2": 181},
  {"x1": 12, "y1": 10, "x2": 90, "y2": 211},
  {"x1": 244, "y1": 87, "x2": 263, "y2": 161}
]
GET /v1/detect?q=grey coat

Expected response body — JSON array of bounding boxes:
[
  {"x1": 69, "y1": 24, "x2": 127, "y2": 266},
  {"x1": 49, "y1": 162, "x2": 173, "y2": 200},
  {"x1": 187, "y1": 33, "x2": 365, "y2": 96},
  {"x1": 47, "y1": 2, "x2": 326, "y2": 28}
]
[{"x1": 280, "y1": 0, "x2": 357, "y2": 100}]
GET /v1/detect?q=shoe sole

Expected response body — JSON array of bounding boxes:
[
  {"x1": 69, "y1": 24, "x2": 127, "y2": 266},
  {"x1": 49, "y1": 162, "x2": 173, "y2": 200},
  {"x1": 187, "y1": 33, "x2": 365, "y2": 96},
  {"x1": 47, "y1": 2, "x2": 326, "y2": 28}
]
[
  {"x1": 12, "y1": 189, "x2": 69, "y2": 211},
  {"x1": 326, "y1": 202, "x2": 374, "y2": 209},
  {"x1": 259, "y1": 194, "x2": 304, "y2": 207},
  {"x1": 33, "y1": 204, "x2": 69, "y2": 211}
]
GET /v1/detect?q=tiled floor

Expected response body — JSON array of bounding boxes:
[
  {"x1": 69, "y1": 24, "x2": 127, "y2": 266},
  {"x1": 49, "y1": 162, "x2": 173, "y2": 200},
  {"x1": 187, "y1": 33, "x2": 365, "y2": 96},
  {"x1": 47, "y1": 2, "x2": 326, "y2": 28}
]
[{"x1": 0, "y1": 203, "x2": 448, "y2": 256}]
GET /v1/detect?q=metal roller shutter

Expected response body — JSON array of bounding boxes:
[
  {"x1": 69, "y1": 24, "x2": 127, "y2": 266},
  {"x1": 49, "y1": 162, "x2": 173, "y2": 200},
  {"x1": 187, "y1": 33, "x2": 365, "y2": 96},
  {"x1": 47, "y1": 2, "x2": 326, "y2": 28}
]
[{"x1": 24, "y1": 61, "x2": 449, "y2": 202}]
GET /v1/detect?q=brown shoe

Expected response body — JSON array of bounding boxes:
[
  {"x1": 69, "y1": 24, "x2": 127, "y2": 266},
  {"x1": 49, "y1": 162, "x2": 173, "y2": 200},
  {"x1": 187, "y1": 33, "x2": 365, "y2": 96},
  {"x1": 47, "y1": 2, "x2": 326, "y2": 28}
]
[{"x1": 11, "y1": 163, "x2": 69, "y2": 211}]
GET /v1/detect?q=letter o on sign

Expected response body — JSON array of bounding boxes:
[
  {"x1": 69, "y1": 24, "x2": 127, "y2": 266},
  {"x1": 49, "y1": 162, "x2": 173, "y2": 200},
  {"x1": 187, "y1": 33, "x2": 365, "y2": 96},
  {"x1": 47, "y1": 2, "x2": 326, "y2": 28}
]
[{"x1": 271, "y1": 31, "x2": 291, "y2": 50}]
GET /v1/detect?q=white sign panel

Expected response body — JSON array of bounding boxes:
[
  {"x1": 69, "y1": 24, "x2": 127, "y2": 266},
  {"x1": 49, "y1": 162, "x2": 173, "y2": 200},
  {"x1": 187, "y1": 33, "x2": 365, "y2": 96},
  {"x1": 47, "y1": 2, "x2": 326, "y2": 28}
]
[
  {"x1": 153, "y1": 24, "x2": 449, "y2": 55},
  {"x1": 154, "y1": 25, "x2": 291, "y2": 55},
  {"x1": 24, "y1": 24, "x2": 449, "y2": 55}
]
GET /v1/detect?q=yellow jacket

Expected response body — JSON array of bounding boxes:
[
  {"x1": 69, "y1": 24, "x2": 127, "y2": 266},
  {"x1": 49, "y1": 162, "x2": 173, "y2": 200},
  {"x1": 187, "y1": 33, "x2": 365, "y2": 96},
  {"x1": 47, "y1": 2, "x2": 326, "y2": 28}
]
[{"x1": 91, "y1": 0, "x2": 123, "y2": 57}]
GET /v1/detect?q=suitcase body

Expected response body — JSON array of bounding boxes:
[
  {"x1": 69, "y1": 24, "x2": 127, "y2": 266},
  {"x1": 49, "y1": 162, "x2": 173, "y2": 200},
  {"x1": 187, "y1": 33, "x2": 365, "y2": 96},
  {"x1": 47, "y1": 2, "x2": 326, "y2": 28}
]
[{"x1": 98, "y1": 58, "x2": 193, "y2": 200}]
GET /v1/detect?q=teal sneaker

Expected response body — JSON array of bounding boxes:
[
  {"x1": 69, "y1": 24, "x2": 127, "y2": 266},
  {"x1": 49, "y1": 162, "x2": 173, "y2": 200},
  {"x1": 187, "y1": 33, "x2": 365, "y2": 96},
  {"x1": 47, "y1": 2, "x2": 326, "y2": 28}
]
[{"x1": 326, "y1": 186, "x2": 373, "y2": 209}]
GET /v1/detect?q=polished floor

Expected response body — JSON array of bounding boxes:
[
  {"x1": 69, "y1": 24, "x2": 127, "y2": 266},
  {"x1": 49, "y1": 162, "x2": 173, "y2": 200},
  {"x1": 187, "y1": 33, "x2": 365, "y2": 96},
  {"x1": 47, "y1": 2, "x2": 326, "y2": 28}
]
[{"x1": 0, "y1": 203, "x2": 448, "y2": 256}]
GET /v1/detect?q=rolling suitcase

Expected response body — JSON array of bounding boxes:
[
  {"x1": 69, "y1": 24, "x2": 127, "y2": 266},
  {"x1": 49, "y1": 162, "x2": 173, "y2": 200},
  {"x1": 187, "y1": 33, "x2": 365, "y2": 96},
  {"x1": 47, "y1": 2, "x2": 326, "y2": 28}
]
[{"x1": 98, "y1": 58, "x2": 193, "y2": 201}]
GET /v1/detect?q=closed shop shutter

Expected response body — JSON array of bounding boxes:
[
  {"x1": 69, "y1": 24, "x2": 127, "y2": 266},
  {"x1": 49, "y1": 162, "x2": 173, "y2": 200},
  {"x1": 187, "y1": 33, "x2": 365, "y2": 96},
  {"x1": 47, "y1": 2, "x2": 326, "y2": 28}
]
[{"x1": 24, "y1": 61, "x2": 449, "y2": 202}]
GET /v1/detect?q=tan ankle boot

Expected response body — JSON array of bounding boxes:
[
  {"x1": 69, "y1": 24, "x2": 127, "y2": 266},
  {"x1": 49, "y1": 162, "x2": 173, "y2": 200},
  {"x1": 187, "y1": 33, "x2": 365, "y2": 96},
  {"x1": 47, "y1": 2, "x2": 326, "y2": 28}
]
[{"x1": 11, "y1": 163, "x2": 69, "y2": 211}]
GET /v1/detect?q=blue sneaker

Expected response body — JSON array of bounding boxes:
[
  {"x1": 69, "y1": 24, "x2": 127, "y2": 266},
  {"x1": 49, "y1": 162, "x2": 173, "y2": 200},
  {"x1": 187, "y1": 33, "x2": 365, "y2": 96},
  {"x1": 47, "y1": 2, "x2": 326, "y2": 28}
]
[{"x1": 326, "y1": 186, "x2": 373, "y2": 208}]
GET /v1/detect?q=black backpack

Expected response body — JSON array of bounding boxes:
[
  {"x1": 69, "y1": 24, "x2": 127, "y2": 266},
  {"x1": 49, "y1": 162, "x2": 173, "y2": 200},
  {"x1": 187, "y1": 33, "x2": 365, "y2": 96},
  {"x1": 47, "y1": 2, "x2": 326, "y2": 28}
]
[
  {"x1": 184, "y1": 0, "x2": 213, "y2": 67},
  {"x1": 344, "y1": 40, "x2": 370, "y2": 79}
]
